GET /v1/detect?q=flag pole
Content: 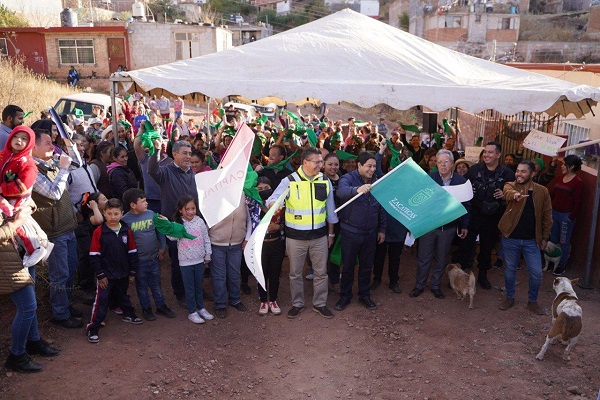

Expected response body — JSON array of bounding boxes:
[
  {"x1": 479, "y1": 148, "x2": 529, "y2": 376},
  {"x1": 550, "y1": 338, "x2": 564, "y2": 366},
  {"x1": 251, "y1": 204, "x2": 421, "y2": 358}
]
[{"x1": 334, "y1": 158, "x2": 410, "y2": 214}]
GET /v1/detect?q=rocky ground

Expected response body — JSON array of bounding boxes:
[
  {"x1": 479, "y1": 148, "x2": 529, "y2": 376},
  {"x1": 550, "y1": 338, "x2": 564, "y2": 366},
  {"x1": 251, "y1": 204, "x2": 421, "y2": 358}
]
[{"x1": 0, "y1": 247, "x2": 598, "y2": 400}]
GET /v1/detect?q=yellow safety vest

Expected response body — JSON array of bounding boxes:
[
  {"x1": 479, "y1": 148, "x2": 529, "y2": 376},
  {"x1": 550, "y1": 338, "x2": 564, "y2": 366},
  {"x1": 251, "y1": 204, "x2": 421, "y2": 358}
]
[{"x1": 285, "y1": 168, "x2": 330, "y2": 231}]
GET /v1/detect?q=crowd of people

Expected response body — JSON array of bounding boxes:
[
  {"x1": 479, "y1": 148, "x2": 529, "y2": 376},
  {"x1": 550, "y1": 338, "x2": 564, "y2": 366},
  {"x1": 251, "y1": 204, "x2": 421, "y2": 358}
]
[{"x1": 0, "y1": 98, "x2": 585, "y2": 373}]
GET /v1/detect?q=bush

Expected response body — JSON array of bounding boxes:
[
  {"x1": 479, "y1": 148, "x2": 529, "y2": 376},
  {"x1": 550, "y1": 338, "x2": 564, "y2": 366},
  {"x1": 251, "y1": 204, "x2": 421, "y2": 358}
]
[{"x1": 0, "y1": 57, "x2": 78, "y2": 123}]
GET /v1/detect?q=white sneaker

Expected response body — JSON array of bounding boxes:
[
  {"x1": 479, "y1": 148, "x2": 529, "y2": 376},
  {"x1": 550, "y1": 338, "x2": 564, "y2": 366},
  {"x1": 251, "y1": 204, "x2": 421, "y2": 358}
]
[
  {"x1": 188, "y1": 312, "x2": 205, "y2": 324},
  {"x1": 198, "y1": 308, "x2": 214, "y2": 321},
  {"x1": 258, "y1": 302, "x2": 269, "y2": 315},
  {"x1": 23, "y1": 247, "x2": 47, "y2": 268},
  {"x1": 269, "y1": 301, "x2": 281, "y2": 315}
]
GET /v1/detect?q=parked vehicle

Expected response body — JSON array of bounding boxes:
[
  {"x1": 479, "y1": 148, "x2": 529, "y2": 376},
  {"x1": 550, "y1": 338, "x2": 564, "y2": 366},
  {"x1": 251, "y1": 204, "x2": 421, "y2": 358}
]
[
  {"x1": 54, "y1": 93, "x2": 123, "y2": 120},
  {"x1": 251, "y1": 102, "x2": 278, "y2": 121}
]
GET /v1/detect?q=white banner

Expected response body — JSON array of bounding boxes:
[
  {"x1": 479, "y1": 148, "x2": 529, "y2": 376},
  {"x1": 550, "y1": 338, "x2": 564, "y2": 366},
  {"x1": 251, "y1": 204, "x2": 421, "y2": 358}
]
[
  {"x1": 442, "y1": 179, "x2": 474, "y2": 203},
  {"x1": 523, "y1": 129, "x2": 567, "y2": 156},
  {"x1": 218, "y1": 123, "x2": 255, "y2": 168},
  {"x1": 244, "y1": 189, "x2": 289, "y2": 291},
  {"x1": 196, "y1": 138, "x2": 253, "y2": 228},
  {"x1": 464, "y1": 146, "x2": 484, "y2": 164}
]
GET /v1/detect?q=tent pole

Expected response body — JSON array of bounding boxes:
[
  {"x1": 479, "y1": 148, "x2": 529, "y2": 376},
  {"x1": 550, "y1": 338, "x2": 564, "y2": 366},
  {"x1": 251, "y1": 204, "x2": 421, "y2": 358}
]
[
  {"x1": 207, "y1": 97, "x2": 211, "y2": 139},
  {"x1": 579, "y1": 160, "x2": 600, "y2": 289}
]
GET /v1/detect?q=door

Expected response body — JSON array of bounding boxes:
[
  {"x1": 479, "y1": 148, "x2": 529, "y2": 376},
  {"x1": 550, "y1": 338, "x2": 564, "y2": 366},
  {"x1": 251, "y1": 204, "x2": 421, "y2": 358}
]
[{"x1": 107, "y1": 37, "x2": 126, "y2": 73}]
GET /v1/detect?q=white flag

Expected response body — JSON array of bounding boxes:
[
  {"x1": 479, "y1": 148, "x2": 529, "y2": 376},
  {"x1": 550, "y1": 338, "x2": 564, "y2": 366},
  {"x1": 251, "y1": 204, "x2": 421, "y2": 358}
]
[
  {"x1": 196, "y1": 138, "x2": 253, "y2": 228},
  {"x1": 244, "y1": 189, "x2": 288, "y2": 291}
]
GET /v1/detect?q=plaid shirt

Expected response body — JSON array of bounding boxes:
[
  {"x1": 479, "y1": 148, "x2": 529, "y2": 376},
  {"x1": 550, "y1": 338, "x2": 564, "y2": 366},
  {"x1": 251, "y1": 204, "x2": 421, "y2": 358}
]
[{"x1": 32, "y1": 145, "x2": 79, "y2": 201}]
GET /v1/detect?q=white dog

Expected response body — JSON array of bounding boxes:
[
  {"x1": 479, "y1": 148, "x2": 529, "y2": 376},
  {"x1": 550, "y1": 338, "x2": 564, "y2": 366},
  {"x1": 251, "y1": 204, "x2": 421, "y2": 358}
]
[
  {"x1": 536, "y1": 278, "x2": 582, "y2": 361},
  {"x1": 542, "y1": 241, "x2": 562, "y2": 272}
]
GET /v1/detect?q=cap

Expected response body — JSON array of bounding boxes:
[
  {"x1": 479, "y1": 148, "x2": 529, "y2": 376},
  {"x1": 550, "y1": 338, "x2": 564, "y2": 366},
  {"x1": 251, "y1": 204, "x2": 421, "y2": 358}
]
[
  {"x1": 72, "y1": 118, "x2": 84, "y2": 126},
  {"x1": 88, "y1": 117, "x2": 102, "y2": 126}
]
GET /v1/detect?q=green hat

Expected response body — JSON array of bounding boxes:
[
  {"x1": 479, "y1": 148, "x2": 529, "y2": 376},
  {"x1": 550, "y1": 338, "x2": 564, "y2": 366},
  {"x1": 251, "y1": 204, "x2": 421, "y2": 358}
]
[
  {"x1": 319, "y1": 122, "x2": 326, "y2": 128},
  {"x1": 73, "y1": 108, "x2": 84, "y2": 117},
  {"x1": 533, "y1": 157, "x2": 546, "y2": 170}
]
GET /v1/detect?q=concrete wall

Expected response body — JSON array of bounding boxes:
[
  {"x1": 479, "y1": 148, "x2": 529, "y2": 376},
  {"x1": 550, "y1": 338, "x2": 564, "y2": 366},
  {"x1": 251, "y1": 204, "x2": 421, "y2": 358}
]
[
  {"x1": 127, "y1": 22, "x2": 232, "y2": 70},
  {"x1": 2, "y1": 0, "x2": 63, "y2": 27},
  {"x1": 388, "y1": 0, "x2": 410, "y2": 28}
]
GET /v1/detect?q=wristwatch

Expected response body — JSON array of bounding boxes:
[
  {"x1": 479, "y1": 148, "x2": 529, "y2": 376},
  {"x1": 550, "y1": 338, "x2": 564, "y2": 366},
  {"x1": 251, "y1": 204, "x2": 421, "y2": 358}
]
[{"x1": 328, "y1": 234, "x2": 335, "y2": 237}]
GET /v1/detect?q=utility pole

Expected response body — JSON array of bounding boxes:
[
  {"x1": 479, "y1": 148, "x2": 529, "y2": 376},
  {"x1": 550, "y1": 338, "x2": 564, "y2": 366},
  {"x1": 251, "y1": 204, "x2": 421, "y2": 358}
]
[{"x1": 491, "y1": 39, "x2": 497, "y2": 62}]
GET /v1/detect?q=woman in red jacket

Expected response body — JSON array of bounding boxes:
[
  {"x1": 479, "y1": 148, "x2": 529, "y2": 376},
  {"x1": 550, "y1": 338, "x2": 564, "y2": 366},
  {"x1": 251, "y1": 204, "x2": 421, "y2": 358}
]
[{"x1": 549, "y1": 155, "x2": 584, "y2": 275}]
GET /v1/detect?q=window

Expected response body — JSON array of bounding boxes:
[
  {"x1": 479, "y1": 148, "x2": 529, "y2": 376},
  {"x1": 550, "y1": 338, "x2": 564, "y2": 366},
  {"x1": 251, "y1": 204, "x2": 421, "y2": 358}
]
[
  {"x1": 0, "y1": 38, "x2": 7, "y2": 58},
  {"x1": 445, "y1": 16, "x2": 462, "y2": 28},
  {"x1": 475, "y1": 14, "x2": 481, "y2": 23},
  {"x1": 563, "y1": 122, "x2": 590, "y2": 156},
  {"x1": 500, "y1": 18, "x2": 516, "y2": 30},
  {"x1": 58, "y1": 39, "x2": 95, "y2": 64},
  {"x1": 175, "y1": 32, "x2": 200, "y2": 60}
]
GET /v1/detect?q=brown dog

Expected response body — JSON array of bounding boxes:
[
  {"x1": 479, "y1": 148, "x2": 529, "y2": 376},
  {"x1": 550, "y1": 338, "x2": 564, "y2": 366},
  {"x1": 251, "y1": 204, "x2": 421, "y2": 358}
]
[
  {"x1": 536, "y1": 277, "x2": 582, "y2": 361},
  {"x1": 446, "y1": 264, "x2": 475, "y2": 309}
]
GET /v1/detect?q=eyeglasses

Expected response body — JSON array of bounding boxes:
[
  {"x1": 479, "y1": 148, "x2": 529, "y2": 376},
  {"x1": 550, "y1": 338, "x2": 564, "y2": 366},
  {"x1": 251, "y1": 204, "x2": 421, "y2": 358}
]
[
  {"x1": 437, "y1": 160, "x2": 452, "y2": 165},
  {"x1": 305, "y1": 159, "x2": 324, "y2": 165}
]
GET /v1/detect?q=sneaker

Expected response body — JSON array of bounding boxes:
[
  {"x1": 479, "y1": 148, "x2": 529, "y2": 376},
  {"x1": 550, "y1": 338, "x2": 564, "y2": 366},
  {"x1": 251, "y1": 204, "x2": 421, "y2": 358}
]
[
  {"x1": 498, "y1": 298, "x2": 515, "y2": 310},
  {"x1": 198, "y1": 308, "x2": 214, "y2": 320},
  {"x1": 112, "y1": 307, "x2": 124, "y2": 315},
  {"x1": 155, "y1": 305, "x2": 176, "y2": 318},
  {"x1": 188, "y1": 312, "x2": 205, "y2": 324},
  {"x1": 313, "y1": 305, "x2": 334, "y2": 319},
  {"x1": 23, "y1": 247, "x2": 47, "y2": 268},
  {"x1": 87, "y1": 329, "x2": 100, "y2": 343},
  {"x1": 269, "y1": 301, "x2": 281, "y2": 315},
  {"x1": 287, "y1": 306, "x2": 304, "y2": 319},
  {"x1": 258, "y1": 302, "x2": 269, "y2": 315},
  {"x1": 215, "y1": 308, "x2": 227, "y2": 319},
  {"x1": 527, "y1": 301, "x2": 545, "y2": 315},
  {"x1": 51, "y1": 316, "x2": 83, "y2": 329},
  {"x1": 122, "y1": 316, "x2": 143, "y2": 324},
  {"x1": 230, "y1": 302, "x2": 247, "y2": 312},
  {"x1": 142, "y1": 307, "x2": 156, "y2": 321},
  {"x1": 305, "y1": 273, "x2": 314, "y2": 281}
]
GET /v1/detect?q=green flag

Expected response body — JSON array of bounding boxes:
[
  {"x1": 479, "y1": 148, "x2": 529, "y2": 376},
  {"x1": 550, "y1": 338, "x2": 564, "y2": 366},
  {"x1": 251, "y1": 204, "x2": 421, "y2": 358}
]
[
  {"x1": 386, "y1": 139, "x2": 401, "y2": 169},
  {"x1": 335, "y1": 150, "x2": 358, "y2": 161},
  {"x1": 442, "y1": 118, "x2": 452, "y2": 136},
  {"x1": 306, "y1": 127, "x2": 318, "y2": 147},
  {"x1": 401, "y1": 124, "x2": 420, "y2": 133},
  {"x1": 138, "y1": 121, "x2": 162, "y2": 155},
  {"x1": 256, "y1": 114, "x2": 268, "y2": 125},
  {"x1": 153, "y1": 214, "x2": 196, "y2": 239},
  {"x1": 475, "y1": 136, "x2": 483, "y2": 147},
  {"x1": 285, "y1": 111, "x2": 301, "y2": 125},
  {"x1": 243, "y1": 164, "x2": 262, "y2": 205},
  {"x1": 369, "y1": 159, "x2": 466, "y2": 239}
]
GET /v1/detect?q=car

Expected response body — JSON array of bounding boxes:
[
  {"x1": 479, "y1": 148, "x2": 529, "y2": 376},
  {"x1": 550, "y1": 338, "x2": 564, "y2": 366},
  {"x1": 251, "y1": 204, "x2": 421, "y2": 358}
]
[
  {"x1": 223, "y1": 102, "x2": 257, "y2": 118},
  {"x1": 251, "y1": 103, "x2": 278, "y2": 121},
  {"x1": 54, "y1": 93, "x2": 123, "y2": 120}
]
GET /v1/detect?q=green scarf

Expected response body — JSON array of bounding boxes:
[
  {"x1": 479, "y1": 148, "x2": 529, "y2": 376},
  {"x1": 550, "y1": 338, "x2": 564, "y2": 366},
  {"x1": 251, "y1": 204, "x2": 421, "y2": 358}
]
[
  {"x1": 243, "y1": 164, "x2": 262, "y2": 205},
  {"x1": 286, "y1": 111, "x2": 301, "y2": 125},
  {"x1": 306, "y1": 128, "x2": 318, "y2": 147},
  {"x1": 152, "y1": 214, "x2": 196, "y2": 239},
  {"x1": 256, "y1": 114, "x2": 268, "y2": 126},
  {"x1": 442, "y1": 118, "x2": 452, "y2": 137},
  {"x1": 386, "y1": 139, "x2": 401, "y2": 169},
  {"x1": 138, "y1": 121, "x2": 162, "y2": 155},
  {"x1": 335, "y1": 150, "x2": 358, "y2": 161}
]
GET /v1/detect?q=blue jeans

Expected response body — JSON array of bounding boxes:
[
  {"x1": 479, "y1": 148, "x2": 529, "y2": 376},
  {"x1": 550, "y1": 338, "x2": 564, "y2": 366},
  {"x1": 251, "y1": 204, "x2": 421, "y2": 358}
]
[
  {"x1": 550, "y1": 210, "x2": 575, "y2": 268},
  {"x1": 180, "y1": 263, "x2": 205, "y2": 313},
  {"x1": 47, "y1": 231, "x2": 78, "y2": 320},
  {"x1": 502, "y1": 237, "x2": 543, "y2": 302},
  {"x1": 10, "y1": 267, "x2": 40, "y2": 356},
  {"x1": 211, "y1": 244, "x2": 242, "y2": 309},
  {"x1": 135, "y1": 259, "x2": 166, "y2": 309}
]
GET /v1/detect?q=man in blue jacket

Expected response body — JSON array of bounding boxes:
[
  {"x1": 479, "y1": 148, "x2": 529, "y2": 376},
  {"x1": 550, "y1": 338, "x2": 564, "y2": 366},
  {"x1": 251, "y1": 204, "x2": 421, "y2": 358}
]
[
  {"x1": 335, "y1": 152, "x2": 386, "y2": 311},
  {"x1": 409, "y1": 149, "x2": 470, "y2": 299}
]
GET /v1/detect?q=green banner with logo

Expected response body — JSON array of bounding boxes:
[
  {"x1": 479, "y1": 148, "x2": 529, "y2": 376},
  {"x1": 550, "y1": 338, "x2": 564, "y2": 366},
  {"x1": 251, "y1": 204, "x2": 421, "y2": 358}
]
[{"x1": 369, "y1": 159, "x2": 467, "y2": 239}]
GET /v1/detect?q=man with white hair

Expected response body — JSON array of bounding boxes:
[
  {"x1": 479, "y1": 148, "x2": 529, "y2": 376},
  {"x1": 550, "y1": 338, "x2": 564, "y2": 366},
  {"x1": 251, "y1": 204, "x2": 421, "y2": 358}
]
[{"x1": 409, "y1": 149, "x2": 470, "y2": 299}]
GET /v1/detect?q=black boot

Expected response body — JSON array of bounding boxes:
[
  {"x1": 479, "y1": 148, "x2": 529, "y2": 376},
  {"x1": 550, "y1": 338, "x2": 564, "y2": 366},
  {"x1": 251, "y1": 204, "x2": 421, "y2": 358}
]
[
  {"x1": 4, "y1": 353, "x2": 43, "y2": 373},
  {"x1": 26, "y1": 339, "x2": 60, "y2": 357},
  {"x1": 478, "y1": 270, "x2": 492, "y2": 290}
]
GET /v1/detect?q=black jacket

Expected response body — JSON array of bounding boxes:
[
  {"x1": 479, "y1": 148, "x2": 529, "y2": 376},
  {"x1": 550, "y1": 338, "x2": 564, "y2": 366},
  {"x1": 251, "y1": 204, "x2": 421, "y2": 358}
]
[{"x1": 90, "y1": 222, "x2": 138, "y2": 280}]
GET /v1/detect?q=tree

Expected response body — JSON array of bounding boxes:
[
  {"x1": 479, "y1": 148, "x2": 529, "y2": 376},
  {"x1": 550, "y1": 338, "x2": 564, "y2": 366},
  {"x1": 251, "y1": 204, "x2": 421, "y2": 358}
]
[
  {"x1": 147, "y1": 0, "x2": 185, "y2": 23},
  {"x1": 399, "y1": 12, "x2": 409, "y2": 32},
  {"x1": 0, "y1": 5, "x2": 29, "y2": 27}
]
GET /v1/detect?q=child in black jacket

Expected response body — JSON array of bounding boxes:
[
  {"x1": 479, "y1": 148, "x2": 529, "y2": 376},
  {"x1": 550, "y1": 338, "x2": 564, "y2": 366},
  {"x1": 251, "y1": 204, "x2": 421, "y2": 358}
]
[{"x1": 86, "y1": 199, "x2": 142, "y2": 343}]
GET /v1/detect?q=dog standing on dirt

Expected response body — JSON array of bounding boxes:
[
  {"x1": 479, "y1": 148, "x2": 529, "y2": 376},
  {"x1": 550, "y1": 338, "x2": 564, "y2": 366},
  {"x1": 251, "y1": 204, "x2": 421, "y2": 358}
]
[
  {"x1": 536, "y1": 277, "x2": 582, "y2": 361},
  {"x1": 542, "y1": 241, "x2": 562, "y2": 272},
  {"x1": 446, "y1": 264, "x2": 475, "y2": 309}
]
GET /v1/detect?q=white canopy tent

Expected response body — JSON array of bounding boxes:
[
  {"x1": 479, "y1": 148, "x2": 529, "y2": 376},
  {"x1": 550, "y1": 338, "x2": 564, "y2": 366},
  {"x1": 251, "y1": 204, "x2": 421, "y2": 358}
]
[{"x1": 112, "y1": 9, "x2": 600, "y2": 118}]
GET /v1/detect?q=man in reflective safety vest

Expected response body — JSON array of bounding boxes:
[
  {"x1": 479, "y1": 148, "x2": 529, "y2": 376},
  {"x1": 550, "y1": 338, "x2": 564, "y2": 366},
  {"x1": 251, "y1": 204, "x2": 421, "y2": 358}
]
[{"x1": 267, "y1": 147, "x2": 339, "y2": 319}]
